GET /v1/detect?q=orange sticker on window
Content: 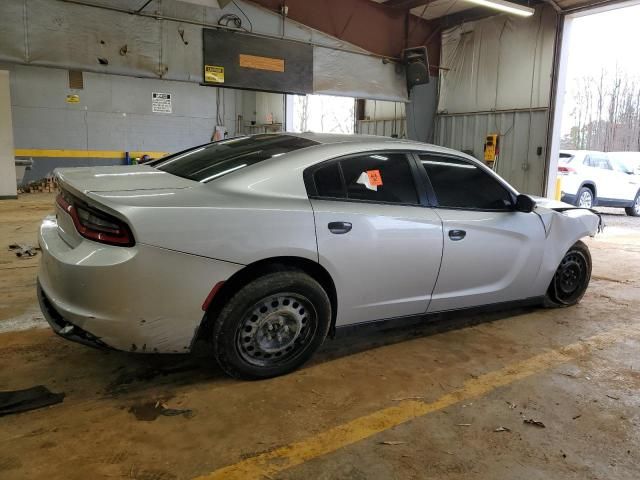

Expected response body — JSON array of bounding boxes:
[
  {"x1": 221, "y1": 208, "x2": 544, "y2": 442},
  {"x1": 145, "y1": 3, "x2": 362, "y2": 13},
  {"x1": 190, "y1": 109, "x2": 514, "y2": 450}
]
[{"x1": 367, "y1": 170, "x2": 383, "y2": 186}]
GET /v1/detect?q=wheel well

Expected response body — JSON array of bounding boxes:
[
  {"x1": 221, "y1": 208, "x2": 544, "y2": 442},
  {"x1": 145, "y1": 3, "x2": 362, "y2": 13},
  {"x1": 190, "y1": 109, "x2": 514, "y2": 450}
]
[
  {"x1": 195, "y1": 256, "x2": 338, "y2": 343},
  {"x1": 580, "y1": 182, "x2": 596, "y2": 197}
]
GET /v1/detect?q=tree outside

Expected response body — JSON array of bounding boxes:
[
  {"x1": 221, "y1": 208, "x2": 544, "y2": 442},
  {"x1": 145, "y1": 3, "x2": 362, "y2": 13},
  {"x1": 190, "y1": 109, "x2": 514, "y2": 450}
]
[
  {"x1": 560, "y1": 4, "x2": 640, "y2": 152},
  {"x1": 290, "y1": 94, "x2": 354, "y2": 134}
]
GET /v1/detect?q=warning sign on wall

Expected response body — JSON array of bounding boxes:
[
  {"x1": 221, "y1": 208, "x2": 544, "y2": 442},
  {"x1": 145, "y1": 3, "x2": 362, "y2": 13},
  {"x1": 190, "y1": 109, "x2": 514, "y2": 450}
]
[
  {"x1": 204, "y1": 65, "x2": 225, "y2": 84},
  {"x1": 152, "y1": 92, "x2": 172, "y2": 114}
]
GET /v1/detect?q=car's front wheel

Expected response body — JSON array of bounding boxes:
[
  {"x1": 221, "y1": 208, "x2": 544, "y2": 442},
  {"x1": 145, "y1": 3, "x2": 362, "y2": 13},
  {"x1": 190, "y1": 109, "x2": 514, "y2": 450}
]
[
  {"x1": 625, "y1": 191, "x2": 640, "y2": 217},
  {"x1": 544, "y1": 240, "x2": 592, "y2": 307},
  {"x1": 212, "y1": 271, "x2": 331, "y2": 379}
]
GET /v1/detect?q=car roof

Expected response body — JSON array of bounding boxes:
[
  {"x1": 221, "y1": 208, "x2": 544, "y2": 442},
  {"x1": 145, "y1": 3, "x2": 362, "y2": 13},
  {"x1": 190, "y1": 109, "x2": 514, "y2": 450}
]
[
  {"x1": 265, "y1": 132, "x2": 473, "y2": 158},
  {"x1": 291, "y1": 132, "x2": 406, "y2": 145}
]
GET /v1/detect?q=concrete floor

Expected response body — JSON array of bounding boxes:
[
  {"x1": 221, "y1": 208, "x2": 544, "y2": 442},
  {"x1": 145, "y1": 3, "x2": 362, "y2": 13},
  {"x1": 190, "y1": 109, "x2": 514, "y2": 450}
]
[{"x1": 1, "y1": 193, "x2": 639, "y2": 480}]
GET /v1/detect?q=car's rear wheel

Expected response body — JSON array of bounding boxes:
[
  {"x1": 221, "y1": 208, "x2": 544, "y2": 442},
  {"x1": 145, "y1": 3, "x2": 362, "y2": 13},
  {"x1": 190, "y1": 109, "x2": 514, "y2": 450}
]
[
  {"x1": 544, "y1": 240, "x2": 592, "y2": 308},
  {"x1": 624, "y1": 191, "x2": 640, "y2": 217},
  {"x1": 576, "y1": 186, "x2": 594, "y2": 208},
  {"x1": 212, "y1": 271, "x2": 331, "y2": 379}
]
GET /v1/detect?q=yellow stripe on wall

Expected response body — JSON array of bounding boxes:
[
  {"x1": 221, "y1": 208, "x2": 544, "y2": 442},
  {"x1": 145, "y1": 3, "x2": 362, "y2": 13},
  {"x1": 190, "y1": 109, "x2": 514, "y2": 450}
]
[{"x1": 14, "y1": 149, "x2": 168, "y2": 159}]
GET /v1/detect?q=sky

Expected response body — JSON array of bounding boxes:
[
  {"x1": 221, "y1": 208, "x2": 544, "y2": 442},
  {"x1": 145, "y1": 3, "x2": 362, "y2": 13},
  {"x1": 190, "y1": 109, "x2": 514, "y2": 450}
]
[{"x1": 560, "y1": 2, "x2": 640, "y2": 134}]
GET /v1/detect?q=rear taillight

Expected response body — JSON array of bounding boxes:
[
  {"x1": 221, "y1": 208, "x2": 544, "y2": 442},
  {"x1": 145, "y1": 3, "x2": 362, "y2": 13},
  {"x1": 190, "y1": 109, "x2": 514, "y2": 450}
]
[
  {"x1": 558, "y1": 166, "x2": 577, "y2": 175},
  {"x1": 56, "y1": 191, "x2": 135, "y2": 247}
]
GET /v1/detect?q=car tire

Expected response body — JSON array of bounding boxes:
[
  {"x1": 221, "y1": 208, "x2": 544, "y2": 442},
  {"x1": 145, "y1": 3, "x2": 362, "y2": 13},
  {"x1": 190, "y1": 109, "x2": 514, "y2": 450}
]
[
  {"x1": 624, "y1": 191, "x2": 640, "y2": 217},
  {"x1": 575, "y1": 186, "x2": 595, "y2": 208},
  {"x1": 212, "y1": 271, "x2": 331, "y2": 379},
  {"x1": 544, "y1": 240, "x2": 592, "y2": 308}
]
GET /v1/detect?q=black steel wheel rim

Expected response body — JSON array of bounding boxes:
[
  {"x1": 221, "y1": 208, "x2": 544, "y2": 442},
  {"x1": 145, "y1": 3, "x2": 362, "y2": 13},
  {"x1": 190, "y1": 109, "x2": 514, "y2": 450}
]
[
  {"x1": 236, "y1": 293, "x2": 318, "y2": 367},
  {"x1": 553, "y1": 250, "x2": 588, "y2": 303}
]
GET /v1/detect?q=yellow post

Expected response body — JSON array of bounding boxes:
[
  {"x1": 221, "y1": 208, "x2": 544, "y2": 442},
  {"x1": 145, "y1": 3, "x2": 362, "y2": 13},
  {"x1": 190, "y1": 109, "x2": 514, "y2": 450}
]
[{"x1": 555, "y1": 176, "x2": 562, "y2": 201}]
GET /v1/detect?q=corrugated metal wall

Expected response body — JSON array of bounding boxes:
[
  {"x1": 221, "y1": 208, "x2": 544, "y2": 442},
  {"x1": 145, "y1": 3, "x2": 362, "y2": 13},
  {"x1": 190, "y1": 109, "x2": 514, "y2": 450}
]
[
  {"x1": 435, "y1": 6, "x2": 556, "y2": 195},
  {"x1": 435, "y1": 109, "x2": 549, "y2": 195},
  {"x1": 356, "y1": 119, "x2": 407, "y2": 138},
  {"x1": 357, "y1": 77, "x2": 438, "y2": 142}
]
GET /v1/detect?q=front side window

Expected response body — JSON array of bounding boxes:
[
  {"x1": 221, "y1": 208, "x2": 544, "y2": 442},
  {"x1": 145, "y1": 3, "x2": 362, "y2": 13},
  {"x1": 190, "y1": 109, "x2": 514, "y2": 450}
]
[
  {"x1": 155, "y1": 134, "x2": 318, "y2": 182},
  {"x1": 420, "y1": 155, "x2": 513, "y2": 211},
  {"x1": 311, "y1": 153, "x2": 419, "y2": 205}
]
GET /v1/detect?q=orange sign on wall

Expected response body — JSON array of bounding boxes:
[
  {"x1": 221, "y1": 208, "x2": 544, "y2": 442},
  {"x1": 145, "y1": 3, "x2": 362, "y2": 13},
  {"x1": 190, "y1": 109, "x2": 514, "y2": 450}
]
[{"x1": 239, "y1": 54, "x2": 285, "y2": 72}]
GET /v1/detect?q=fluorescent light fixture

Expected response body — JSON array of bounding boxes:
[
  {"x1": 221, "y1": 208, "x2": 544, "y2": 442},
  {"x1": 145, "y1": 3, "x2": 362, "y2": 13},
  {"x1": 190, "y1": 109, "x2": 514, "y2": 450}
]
[{"x1": 464, "y1": 0, "x2": 535, "y2": 17}]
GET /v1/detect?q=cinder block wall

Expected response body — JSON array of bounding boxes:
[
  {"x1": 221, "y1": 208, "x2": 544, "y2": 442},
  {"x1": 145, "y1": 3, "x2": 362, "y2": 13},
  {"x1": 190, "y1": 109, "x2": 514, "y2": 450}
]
[{"x1": 5, "y1": 63, "x2": 243, "y2": 183}]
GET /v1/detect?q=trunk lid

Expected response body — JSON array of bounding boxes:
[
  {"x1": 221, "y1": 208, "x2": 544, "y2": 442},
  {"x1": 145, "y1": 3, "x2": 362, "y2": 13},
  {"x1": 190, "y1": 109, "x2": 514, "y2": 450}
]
[{"x1": 54, "y1": 165, "x2": 195, "y2": 193}]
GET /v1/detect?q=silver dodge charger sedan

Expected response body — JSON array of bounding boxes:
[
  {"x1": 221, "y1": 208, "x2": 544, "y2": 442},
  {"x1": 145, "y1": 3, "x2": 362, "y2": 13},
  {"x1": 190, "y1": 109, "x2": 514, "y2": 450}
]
[{"x1": 38, "y1": 133, "x2": 600, "y2": 379}]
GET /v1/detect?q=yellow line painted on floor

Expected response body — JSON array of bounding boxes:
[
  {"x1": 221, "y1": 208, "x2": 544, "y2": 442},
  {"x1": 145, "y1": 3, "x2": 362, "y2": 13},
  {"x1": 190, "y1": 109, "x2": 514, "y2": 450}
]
[
  {"x1": 14, "y1": 149, "x2": 168, "y2": 159},
  {"x1": 194, "y1": 323, "x2": 640, "y2": 480}
]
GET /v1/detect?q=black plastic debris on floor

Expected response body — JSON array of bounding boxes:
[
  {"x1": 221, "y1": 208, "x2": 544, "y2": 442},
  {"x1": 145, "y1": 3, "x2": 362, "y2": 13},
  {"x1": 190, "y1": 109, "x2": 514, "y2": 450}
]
[
  {"x1": 8, "y1": 243, "x2": 40, "y2": 258},
  {"x1": 0, "y1": 386, "x2": 65, "y2": 416}
]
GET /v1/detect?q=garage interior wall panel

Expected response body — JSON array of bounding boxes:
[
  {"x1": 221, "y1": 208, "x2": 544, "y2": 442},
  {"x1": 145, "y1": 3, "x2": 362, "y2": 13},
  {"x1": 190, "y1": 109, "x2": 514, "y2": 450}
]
[
  {"x1": 356, "y1": 119, "x2": 408, "y2": 138},
  {"x1": 435, "y1": 6, "x2": 556, "y2": 195},
  {"x1": 0, "y1": 1, "x2": 25, "y2": 64},
  {"x1": 0, "y1": 70, "x2": 17, "y2": 198},
  {"x1": 435, "y1": 110, "x2": 549, "y2": 195},
  {"x1": 0, "y1": 0, "x2": 406, "y2": 101},
  {"x1": 438, "y1": 6, "x2": 555, "y2": 113},
  {"x1": 26, "y1": 0, "x2": 164, "y2": 78},
  {"x1": 6, "y1": 62, "x2": 240, "y2": 184},
  {"x1": 313, "y1": 47, "x2": 408, "y2": 101},
  {"x1": 358, "y1": 78, "x2": 438, "y2": 141}
]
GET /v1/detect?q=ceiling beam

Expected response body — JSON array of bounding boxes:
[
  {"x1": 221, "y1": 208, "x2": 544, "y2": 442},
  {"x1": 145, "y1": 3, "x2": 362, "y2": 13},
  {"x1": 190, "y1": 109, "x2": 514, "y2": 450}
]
[
  {"x1": 382, "y1": 0, "x2": 432, "y2": 9},
  {"x1": 247, "y1": 0, "x2": 441, "y2": 62}
]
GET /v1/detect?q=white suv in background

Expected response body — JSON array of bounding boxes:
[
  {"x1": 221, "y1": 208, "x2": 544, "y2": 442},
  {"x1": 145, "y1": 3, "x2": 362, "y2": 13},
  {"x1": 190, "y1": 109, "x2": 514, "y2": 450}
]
[{"x1": 558, "y1": 150, "x2": 640, "y2": 216}]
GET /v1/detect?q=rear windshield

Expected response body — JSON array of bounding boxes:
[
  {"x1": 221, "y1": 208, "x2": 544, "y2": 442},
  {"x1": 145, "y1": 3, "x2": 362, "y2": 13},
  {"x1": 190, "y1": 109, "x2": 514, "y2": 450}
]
[
  {"x1": 559, "y1": 152, "x2": 575, "y2": 162},
  {"x1": 154, "y1": 134, "x2": 318, "y2": 182}
]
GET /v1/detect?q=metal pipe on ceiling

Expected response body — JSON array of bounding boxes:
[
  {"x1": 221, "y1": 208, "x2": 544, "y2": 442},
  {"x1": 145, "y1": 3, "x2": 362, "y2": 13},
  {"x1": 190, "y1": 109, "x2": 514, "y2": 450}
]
[
  {"x1": 542, "y1": 0, "x2": 564, "y2": 12},
  {"x1": 59, "y1": 0, "x2": 403, "y2": 62}
]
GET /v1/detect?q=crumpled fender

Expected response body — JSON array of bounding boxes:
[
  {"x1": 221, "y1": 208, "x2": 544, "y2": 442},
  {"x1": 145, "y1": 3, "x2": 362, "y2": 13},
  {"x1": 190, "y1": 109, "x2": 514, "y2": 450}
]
[{"x1": 531, "y1": 203, "x2": 601, "y2": 295}]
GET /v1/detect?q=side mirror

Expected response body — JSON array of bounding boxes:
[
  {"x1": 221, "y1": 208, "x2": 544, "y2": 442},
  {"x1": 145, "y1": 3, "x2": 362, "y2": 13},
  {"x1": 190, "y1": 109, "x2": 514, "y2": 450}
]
[{"x1": 515, "y1": 194, "x2": 536, "y2": 213}]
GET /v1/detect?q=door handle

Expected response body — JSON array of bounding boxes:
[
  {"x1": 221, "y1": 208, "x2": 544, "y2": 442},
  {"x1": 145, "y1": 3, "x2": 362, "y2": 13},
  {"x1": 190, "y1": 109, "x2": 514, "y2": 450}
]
[
  {"x1": 328, "y1": 221, "x2": 352, "y2": 234},
  {"x1": 448, "y1": 229, "x2": 466, "y2": 241}
]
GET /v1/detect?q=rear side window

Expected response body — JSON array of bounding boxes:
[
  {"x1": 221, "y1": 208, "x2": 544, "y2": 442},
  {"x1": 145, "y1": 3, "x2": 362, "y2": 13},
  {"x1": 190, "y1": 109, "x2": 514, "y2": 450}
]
[
  {"x1": 155, "y1": 134, "x2": 318, "y2": 182},
  {"x1": 311, "y1": 153, "x2": 419, "y2": 205},
  {"x1": 584, "y1": 154, "x2": 611, "y2": 170},
  {"x1": 314, "y1": 163, "x2": 346, "y2": 199},
  {"x1": 420, "y1": 155, "x2": 513, "y2": 210}
]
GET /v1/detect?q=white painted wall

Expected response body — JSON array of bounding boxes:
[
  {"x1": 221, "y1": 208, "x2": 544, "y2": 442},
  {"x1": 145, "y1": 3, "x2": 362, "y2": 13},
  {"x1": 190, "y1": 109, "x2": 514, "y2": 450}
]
[
  {"x1": 364, "y1": 100, "x2": 406, "y2": 120},
  {"x1": 256, "y1": 92, "x2": 285, "y2": 125},
  {"x1": 0, "y1": 70, "x2": 17, "y2": 198}
]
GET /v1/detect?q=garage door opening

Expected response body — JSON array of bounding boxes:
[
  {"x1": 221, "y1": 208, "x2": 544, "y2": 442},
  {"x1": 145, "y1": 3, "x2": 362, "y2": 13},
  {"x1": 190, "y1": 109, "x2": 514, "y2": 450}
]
[
  {"x1": 559, "y1": 4, "x2": 640, "y2": 152},
  {"x1": 547, "y1": 0, "x2": 640, "y2": 196},
  {"x1": 286, "y1": 94, "x2": 355, "y2": 134}
]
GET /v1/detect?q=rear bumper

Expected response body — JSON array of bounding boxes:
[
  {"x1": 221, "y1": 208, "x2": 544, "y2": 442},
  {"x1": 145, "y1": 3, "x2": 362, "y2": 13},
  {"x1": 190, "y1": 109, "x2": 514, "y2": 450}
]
[
  {"x1": 37, "y1": 281, "x2": 111, "y2": 350},
  {"x1": 38, "y1": 214, "x2": 243, "y2": 353}
]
